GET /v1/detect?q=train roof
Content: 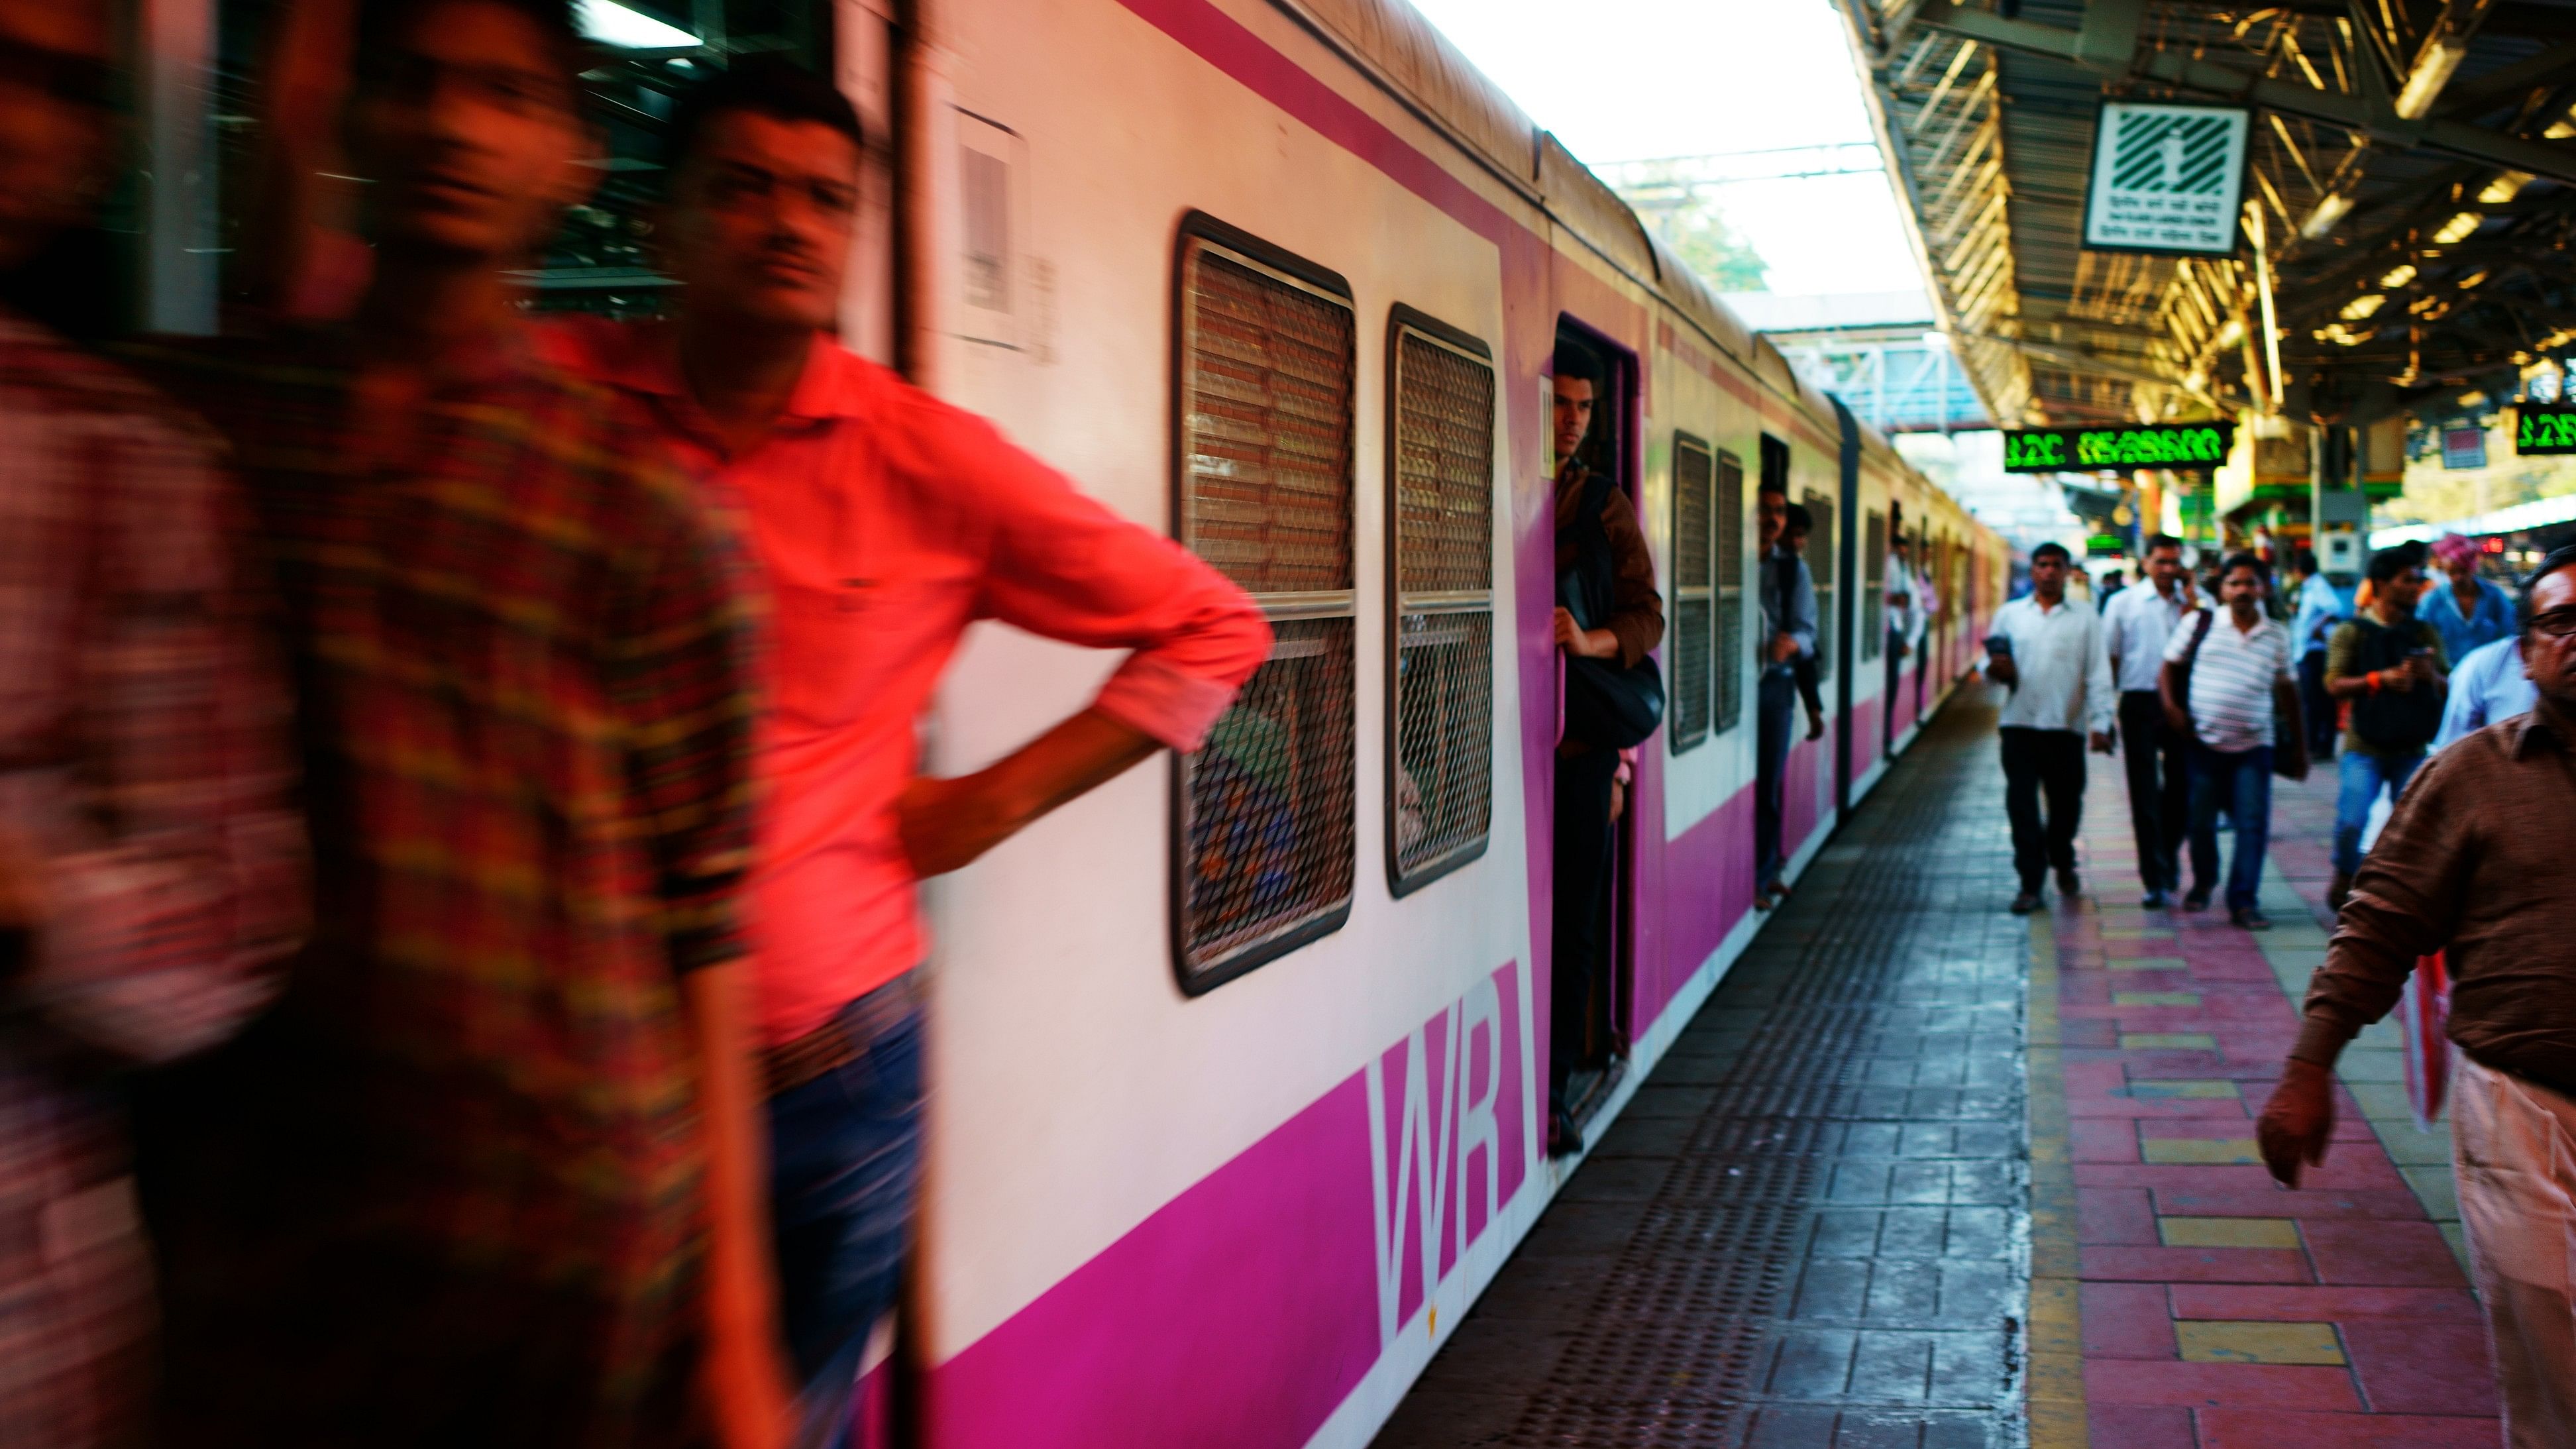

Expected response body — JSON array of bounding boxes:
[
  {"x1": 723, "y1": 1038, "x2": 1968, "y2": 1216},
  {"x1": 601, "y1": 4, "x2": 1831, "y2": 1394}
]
[{"x1": 1290, "y1": 0, "x2": 1927, "y2": 483}]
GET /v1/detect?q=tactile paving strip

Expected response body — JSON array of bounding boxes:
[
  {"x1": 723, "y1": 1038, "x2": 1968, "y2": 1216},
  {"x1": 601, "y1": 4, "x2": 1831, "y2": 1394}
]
[{"x1": 1374, "y1": 696, "x2": 2031, "y2": 1449}]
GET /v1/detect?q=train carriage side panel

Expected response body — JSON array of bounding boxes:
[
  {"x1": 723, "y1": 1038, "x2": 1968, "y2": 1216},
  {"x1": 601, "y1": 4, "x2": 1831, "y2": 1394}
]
[
  {"x1": 911, "y1": 5, "x2": 1565, "y2": 1444},
  {"x1": 880, "y1": 1, "x2": 2020, "y2": 1444}
]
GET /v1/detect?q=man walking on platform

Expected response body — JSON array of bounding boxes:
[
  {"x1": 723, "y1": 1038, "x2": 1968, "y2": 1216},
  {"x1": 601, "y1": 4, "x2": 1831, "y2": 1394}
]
[
  {"x1": 1754, "y1": 479, "x2": 1817, "y2": 909},
  {"x1": 2258, "y1": 542, "x2": 2576, "y2": 1446},
  {"x1": 2290, "y1": 547, "x2": 2349, "y2": 759},
  {"x1": 2423, "y1": 533, "x2": 2514, "y2": 669},
  {"x1": 2323, "y1": 549, "x2": 2447, "y2": 910},
  {"x1": 2158, "y1": 554, "x2": 2304, "y2": 928},
  {"x1": 2102, "y1": 535, "x2": 2198, "y2": 907},
  {"x1": 2438, "y1": 631, "x2": 2537, "y2": 747},
  {"x1": 1984, "y1": 543, "x2": 2114, "y2": 914}
]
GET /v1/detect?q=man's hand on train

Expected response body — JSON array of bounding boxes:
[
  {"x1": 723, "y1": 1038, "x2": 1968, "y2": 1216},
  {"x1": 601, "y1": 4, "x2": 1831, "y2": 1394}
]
[
  {"x1": 896, "y1": 709, "x2": 1159, "y2": 880},
  {"x1": 896, "y1": 772, "x2": 1026, "y2": 879},
  {"x1": 2256, "y1": 1057, "x2": 2337, "y2": 1187},
  {"x1": 2088, "y1": 731, "x2": 2114, "y2": 755},
  {"x1": 1554, "y1": 608, "x2": 1618, "y2": 661},
  {"x1": 1768, "y1": 631, "x2": 1799, "y2": 665}
]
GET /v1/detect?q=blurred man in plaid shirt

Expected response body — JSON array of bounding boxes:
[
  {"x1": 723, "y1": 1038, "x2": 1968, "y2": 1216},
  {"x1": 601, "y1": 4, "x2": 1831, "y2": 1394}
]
[
  {"x1": 126, "y1": 0, "x2": 790, "y2": 1444},
  {"x1": 0, "y1": 1, "x2": 307, "y2": 1445}
]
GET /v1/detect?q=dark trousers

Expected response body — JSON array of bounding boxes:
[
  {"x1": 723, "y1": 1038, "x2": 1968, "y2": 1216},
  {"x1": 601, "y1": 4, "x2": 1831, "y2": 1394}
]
[
  {"x1": 2188, "y1": 741, "x2": 2273, "y2": 912},
  {"x1": 1754, "y1": 670, "x2": 1796, "y2": 888},
  {"x1": 1550, "y1": 744, "x2": 1621, "y2": 1100},
  {"x1": 2298, "y1": 651, "x2": 2337, "y2": 759},
  {"x1": 2000, "y1": 725, "x2": 2085, "y2": 892},
  {"x1": 2117, "y1": 690, "x2": 2190, "y2": 890},
  {"x1": 1885, "y1": 633, "x2": 1904, "y2": 749},
  {"x1": 769, "y1": 991, "x2": 928, "y2": 1449}
]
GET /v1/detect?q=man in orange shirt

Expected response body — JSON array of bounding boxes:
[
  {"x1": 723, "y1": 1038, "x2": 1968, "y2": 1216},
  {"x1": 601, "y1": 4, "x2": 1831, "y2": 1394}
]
[{"x1": 547, "y1": 59, "x2": 1270, "y2": 1448}]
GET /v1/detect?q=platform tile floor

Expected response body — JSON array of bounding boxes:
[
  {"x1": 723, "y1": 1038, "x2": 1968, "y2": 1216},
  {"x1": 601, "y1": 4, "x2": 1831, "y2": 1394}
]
[{"x1": 1372, "y1": 688, "x2": 2501, "y2": 1449}]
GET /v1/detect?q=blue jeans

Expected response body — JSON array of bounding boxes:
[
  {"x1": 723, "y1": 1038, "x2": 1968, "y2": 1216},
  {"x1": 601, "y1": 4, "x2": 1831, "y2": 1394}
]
[
  {"x1": 768, "y1": 991, "x2": 927, "y2": 1449},
  {"x1": 2334, "y1": 749, "x2": 2424, "y2": 877},
  {"x1": 2187, "y1": 741, "x2": 2271, "y2": 912}
]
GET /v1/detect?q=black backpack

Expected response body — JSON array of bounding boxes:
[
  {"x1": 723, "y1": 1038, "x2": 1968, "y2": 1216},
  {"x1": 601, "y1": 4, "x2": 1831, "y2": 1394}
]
[
  {"x1": 1557, "y1": 468, "x2": 1665, "y2": 749},
  {"x1": 2345, "y1": 617, "x2": 2442, "y2": 754}
]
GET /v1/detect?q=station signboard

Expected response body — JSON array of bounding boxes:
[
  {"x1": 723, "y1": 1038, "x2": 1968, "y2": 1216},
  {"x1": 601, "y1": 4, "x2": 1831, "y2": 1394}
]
[
  {"x1": 2081, "y1": 102, "x2": 2253, "y2": 258},
  {"x1": 2000, "y1": 422, "x2": 2235, "y2": 474},
  {"x1": 2515, "y1": 403, "x2": 2576, "y2": 456}
]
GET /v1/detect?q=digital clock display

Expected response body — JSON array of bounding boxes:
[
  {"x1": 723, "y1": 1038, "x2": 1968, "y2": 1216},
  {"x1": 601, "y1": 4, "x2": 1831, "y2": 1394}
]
[
  {"x1": 2516, "y1": 404, "x2": 2576, "y2": 456},
  {"x1": 2001, "y1": 423, "x2": 2235, "y2": 473}
]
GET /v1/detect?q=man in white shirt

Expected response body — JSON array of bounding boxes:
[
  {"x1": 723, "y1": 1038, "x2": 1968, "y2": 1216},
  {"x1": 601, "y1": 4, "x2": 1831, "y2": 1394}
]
[
  {"x1": 2159, "y1": 553, "x2": 2307, "y2": 928},
  {"x1": 2102, "y1": 535, "x2": 2198, "y2": 907},
  {"x1": 1984, "y1": 542, "x2": 2116, "y2": 914}
]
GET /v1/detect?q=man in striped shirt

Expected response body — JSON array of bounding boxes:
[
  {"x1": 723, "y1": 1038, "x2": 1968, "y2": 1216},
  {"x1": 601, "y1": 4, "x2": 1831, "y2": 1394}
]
[{"x1": 2159, "y1": 553, "x2": 2307, "y2": 928}]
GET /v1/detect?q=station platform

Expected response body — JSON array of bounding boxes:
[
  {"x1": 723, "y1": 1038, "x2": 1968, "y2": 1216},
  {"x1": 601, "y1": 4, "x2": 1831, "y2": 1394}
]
[{"x1": 1373, "y1": 688, "x2": 2500, "y2": 1449}]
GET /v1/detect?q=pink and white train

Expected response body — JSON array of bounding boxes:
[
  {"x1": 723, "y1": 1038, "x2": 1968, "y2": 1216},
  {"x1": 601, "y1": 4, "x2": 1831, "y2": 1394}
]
[{"x1": 781, "y1": 1, "x2": 2017, "y2": 1442}]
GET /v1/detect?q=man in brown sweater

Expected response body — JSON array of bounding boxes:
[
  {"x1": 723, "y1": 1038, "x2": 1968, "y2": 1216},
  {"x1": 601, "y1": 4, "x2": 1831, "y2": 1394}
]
[
  {"x1": 2259, "y1": 541, "x2": 2576, "y2": 1444},
  {"x1": 1546, "y1": 342, "x2": 1662, "y2": 1157}
]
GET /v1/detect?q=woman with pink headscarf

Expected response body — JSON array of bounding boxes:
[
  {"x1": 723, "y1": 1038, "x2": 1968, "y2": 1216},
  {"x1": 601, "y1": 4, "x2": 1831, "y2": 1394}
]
[{"x1": 2420, "y1": 532, "x2": 2516, "y2": 667}]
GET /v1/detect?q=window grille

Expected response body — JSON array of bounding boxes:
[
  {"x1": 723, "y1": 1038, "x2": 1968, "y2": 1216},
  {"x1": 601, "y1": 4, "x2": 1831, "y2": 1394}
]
[
  {"x1": 1174, "y1": 227, "x2": 1356, "y2": 989},
  {"x1": 1804, "y1": 490, "x2": 1836, "y2": 682},
  {"x1": 1715, "y1": 450, "x2": 1746, "y2": 733},
  {"x1": 1388, "y1": 316, "x2": 1495, "y2": 893},
  {"x1": 1670, "y1": 434, "x2": 1715, "y2": 753},
  {"x1": 1862, "y1": 510, "x2": 1887, "y2": 662}
]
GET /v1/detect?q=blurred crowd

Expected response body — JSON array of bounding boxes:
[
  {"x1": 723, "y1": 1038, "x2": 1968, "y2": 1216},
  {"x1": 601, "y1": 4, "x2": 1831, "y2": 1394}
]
[{"x1": 1, "y1": 2, "x2": 1272, "y2": 1447}]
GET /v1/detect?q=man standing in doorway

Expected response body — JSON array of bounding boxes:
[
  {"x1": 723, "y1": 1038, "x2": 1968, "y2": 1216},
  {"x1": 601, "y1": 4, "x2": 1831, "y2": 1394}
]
[
  {"x1": 2159, "y1": 554, "x2": 2305, "y2": 928},
  {"x1": 1884, "y1": 506, "x2": 1914, "y2": 751},
  {"x1": 2323, "y1": 549, "x2": 2447, "y2": 911},
  {"x1": 1754, "y1": 478, "x2": 1817, "y2": 910},
  {"x1": 1542, "y1": 342, "x2": 1662, "y2": 1154},
  {"x1": 545, "y1": 60, "x2": 1271, "y2": 1442},
  {"x1": 2257, "y1": 543, "x2": 2576, "y2": 1444},
  {"x1": 2102, "y1": 535, "x2": 2198, "y2": 907},
  {"x1": 1984, "y1": 543, "x2": 2114, "y2": 914},
  {"x1": 1782, "y1": 505, "x2": 1828, "y2": 744}
]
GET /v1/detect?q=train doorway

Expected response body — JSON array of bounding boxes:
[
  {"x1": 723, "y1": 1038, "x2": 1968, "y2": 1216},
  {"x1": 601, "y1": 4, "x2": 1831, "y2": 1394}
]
[{"x1": 1546, "y1": 321, "x2": 1640, "y2": 1154}]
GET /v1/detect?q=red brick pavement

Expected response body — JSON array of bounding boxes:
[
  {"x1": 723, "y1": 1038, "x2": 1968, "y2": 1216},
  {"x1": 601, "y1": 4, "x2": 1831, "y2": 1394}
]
[{"x1": 2045, "y1": 751, "x2": 2501, "y2": 1446}]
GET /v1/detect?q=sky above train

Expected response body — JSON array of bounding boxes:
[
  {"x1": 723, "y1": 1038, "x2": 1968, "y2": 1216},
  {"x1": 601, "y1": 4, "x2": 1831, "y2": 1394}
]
[{"x1": 1407, "y1": 0, "x2": 1927, "y2": 304}]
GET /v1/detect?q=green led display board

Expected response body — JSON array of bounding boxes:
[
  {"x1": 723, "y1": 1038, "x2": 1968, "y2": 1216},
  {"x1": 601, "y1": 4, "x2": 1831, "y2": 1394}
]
[
  {"x1": 2001, "y1": 422, "x2": 2235, "y2": 472},
  {"x1": 2516, "y1": 403, "x2": 2576, "y2": 456}
]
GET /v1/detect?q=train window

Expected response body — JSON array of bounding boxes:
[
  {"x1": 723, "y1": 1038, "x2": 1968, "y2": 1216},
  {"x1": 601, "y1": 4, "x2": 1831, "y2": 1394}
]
[
  {"x1": 1861, "y1": 510, "x2": 1887, "y2": 663},
  {"x1": 1668, "y1": 433, "x2": 1716, "y2": 754},
  {"x1": 1385, "y1": 310, "x2": 1495, "y2": 894},
  {"x1": 1171, "y1": 218, "x2": 1358, "y2": 992},
  {"x1": 1804, "y1": 490, "x2": 1837, "y2": 682},
  {"x1": 1715, "y1": 450, "x2": 1747, "y2": 734}
]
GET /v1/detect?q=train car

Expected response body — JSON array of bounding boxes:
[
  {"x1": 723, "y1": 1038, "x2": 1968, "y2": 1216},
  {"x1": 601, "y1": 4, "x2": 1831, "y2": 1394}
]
[
  {"x1": 876, "y1": 5, "x2": 2012, "y2": 1444},
  {"x1": 125, "y1": 0, "x2": 2012, "y2": 1443}
]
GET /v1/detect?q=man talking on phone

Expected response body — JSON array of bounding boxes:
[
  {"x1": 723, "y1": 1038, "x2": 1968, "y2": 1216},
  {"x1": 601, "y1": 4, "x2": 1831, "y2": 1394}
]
[{"x1": 1984, "y1": 543, "x2": 2114, "y2": 914}]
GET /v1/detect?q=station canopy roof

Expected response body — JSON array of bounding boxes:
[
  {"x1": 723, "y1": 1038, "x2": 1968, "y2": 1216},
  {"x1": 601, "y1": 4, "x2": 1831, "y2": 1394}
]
[{"x1": 1833, "y1": 0, "x2": 2576, "y2": 433}]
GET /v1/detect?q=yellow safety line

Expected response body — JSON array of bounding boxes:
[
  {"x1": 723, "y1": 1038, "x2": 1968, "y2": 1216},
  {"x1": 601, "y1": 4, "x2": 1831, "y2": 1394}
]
[{"x1": 2024, "y1": 911, "x2": 2089, "y2": 1449}]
